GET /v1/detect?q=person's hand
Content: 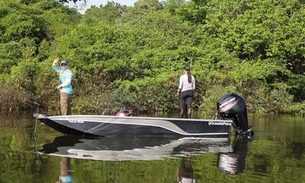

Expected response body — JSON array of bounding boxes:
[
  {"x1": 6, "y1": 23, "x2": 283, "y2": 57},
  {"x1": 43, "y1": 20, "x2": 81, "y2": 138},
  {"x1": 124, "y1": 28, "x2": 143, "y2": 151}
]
[
  {"x1": 53, "y1": 57, "x2": 60, "y2": 64},
  {"x1": 55, "y1": 85, "x2": 61, "y2": 90}
]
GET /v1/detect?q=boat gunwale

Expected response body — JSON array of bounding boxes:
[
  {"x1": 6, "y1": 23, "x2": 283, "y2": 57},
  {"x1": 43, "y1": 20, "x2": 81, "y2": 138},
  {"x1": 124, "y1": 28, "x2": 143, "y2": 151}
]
[{"x1": 39, "y1": 114, "x2": 233, "y2": 123}]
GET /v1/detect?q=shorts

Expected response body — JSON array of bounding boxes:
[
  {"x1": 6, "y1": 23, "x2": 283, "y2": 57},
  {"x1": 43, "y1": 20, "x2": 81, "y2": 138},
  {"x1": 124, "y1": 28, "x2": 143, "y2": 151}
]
[{"x1": 180, "y1": 90, "x2": 194, "y2": 109}]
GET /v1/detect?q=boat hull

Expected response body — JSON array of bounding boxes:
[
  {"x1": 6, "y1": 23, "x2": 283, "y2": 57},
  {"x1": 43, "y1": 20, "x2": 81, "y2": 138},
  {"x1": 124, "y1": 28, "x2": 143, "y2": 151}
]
[{"x1": 36, "y1": 114, "x2": 232, "y2": 137}]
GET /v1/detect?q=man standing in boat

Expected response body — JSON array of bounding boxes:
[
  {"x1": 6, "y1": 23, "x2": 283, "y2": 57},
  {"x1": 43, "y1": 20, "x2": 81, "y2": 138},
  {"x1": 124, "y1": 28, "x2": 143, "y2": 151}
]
[
  {"x1": 177, "y1": 66, "x2": 195, "y2": 118},
  {"x1": 52, "y1": 57, "x2": 73, "y2": 115}
]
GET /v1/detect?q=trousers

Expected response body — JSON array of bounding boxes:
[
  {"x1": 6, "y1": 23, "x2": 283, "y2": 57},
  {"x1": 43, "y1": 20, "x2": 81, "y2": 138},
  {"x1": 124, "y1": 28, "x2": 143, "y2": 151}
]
[{"x1": 60, "y1": 92, "x2": 72, "y2": 115}]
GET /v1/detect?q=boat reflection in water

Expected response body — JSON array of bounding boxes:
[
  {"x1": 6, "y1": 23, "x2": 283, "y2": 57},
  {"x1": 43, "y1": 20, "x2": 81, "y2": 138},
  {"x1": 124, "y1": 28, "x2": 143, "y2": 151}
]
[
  {"x1": 37, "y1": 135, "x2": 250, "y2": 182},
  {"x1": 217, "y1": 136, "x2": 251, "y2": 174},
  {"x1": 38, "y1": 136, "x2": 233, "y2": 161}
]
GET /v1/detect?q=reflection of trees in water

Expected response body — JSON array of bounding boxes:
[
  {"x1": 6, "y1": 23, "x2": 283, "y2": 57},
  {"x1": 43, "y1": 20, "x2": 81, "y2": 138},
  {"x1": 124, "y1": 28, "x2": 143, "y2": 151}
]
[
  {"x1": 177, "y1": 155, "x2": 195, "y2": 183},
  {"x1": 56, "y1": 157, "x2": 73, "y2": 183}
]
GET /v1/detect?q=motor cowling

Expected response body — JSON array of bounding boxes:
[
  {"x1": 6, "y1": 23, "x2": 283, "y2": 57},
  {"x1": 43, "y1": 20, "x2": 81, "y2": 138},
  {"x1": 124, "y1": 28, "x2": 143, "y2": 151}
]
[{"x1": 217, "y1": 92, "x2": 249, "y2": 135}]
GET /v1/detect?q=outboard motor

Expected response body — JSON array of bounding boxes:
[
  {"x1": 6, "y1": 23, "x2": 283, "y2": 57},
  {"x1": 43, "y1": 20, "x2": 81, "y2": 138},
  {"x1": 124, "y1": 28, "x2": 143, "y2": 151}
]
[{"x1": 217, "y1": 92, "x2": 251, "y2": 135}]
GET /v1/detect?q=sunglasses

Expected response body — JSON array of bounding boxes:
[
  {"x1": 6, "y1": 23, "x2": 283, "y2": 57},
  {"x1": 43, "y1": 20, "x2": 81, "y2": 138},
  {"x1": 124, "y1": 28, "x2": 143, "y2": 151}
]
[{"x1": 61, "y1": 63, "x2": 67, "y2": 66}]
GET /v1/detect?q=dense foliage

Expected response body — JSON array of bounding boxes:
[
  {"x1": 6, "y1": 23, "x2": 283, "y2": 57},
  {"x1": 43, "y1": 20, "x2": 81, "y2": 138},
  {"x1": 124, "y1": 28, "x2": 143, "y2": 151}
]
[{"x1": 0, "y1": 0, "x2": 305, "y2": 115}]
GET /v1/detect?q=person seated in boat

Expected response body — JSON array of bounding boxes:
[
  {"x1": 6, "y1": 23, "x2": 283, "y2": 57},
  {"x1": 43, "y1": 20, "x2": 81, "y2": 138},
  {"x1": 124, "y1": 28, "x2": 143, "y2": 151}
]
[
  {"x1": 177, "y1": 155, "x2": 195, "y2": 183},
  {"x1": 176, "y1": 66, "x2": 195, "y2": 118},
  {"x1": 115, "y1": 107, "x2": 133, "y2": 116}
]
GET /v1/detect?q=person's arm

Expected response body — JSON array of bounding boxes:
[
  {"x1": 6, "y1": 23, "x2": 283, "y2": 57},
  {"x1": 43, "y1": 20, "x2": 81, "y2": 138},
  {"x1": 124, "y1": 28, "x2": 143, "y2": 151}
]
[
  {"x1": 177, "y1": 76, "x2": 182, "y2": 96},
  {"x1": 52, "y1": 57, "x2": 62, "y2": 72},
  {"x1": 56, "y1": 71, "x2": 72, "y2": 90},
  {"x1": 59, "y1": 72, "x2": 72, "y2": 88},
  {"x1": 192, "y1": 76, "x2": 195, "y2": 90}
]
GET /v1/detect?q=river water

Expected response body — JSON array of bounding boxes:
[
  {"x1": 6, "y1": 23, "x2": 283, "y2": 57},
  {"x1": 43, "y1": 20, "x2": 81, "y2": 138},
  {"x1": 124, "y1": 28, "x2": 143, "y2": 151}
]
[{"x1": 0, "y1": 113, "x2": 304, "y2": 183}]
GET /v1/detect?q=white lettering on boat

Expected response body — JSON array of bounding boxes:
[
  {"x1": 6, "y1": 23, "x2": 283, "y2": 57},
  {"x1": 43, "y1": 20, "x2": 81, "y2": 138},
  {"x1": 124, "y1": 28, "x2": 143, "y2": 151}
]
[
  {"x1": 68, "y1": 152, "x2": 92, "y2": 158},
  {"x1": 208, "y1": 121, "x2": 231, "y2": 126},
  {"x1": 68, "y1": 120, "x2": 84, "y2": 123}
]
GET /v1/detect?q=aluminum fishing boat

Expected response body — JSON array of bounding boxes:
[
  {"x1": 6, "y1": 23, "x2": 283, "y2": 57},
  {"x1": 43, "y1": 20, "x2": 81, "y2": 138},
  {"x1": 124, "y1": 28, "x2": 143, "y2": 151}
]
[{"x1": 34, "y1": 92, "x2": 253, "y2": 137}]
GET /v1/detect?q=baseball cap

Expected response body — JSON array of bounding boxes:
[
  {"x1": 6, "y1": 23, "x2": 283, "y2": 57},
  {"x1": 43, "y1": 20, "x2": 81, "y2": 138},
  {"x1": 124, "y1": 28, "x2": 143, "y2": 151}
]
[{"x1": 60, "y1": 60, "x2": 68, "y2": 64}]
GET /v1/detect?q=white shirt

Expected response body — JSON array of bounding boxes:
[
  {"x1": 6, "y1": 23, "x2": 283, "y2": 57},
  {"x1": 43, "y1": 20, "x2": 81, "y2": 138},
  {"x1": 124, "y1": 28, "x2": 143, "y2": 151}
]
[{"x1": 178, "y1": 74, "x2": 195, "y2": 92}]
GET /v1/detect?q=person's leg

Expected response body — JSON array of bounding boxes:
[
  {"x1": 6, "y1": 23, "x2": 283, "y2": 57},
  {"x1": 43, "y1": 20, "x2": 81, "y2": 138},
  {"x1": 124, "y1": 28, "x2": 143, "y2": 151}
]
[
  {"x1": 187, "y1": 108, "x2": 192, "y2": 119},
  {"x1": 60, "y1": 92, "x2": 69, "y2": 115},
  {"x1": 186, "y1": 155, "x2": 192, "y2": 168},
  {"x1": 180, "y1": 157, "x2": 186, "y2": 167},
  {"x1": 186, "y1": 96, "x2": 193, "y2": 118},
  {"x1": 180, "y1": 94, "x2": 186, "y2": 118},
  {"x1": 67, "y1": 94, "x2": 72, "y2": 115},
  {"x1": 180, "y1": 109, "x2": 184, "y2": 118},
  {"x1": 183, "y1": 103, "x2": 187, "y2": 118}
]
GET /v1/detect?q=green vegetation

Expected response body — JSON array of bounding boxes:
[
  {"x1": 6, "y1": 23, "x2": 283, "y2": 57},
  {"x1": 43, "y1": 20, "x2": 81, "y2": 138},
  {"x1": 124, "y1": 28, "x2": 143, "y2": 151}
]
[{"x1": 0, "y1": 0, "x2": 305, "y2": 115}]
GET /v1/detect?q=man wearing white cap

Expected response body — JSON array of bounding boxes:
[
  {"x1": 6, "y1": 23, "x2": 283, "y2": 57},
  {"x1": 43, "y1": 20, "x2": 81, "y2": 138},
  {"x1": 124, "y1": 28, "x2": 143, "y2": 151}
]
[{"x1": 52, "y1": 57, "x2": 73, "y2": 115}]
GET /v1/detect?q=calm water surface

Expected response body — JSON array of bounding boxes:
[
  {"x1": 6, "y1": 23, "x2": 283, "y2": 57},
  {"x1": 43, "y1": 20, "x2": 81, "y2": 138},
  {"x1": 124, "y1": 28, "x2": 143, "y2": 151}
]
[{"x1": 0, "y1": 113, "x2": 304, "y2": 183}]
